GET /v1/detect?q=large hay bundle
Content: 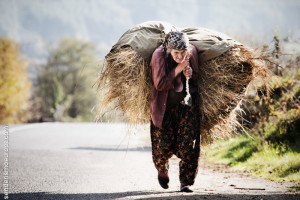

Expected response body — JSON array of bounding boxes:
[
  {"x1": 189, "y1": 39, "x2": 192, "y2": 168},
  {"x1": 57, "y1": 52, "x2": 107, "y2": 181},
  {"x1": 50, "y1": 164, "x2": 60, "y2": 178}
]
[
  {"x1": 97, "y1": 21, "x2": 270, "y2": 143},
  {"x1": 98, "y1": 46, "x2": 152, "y2": 122}
]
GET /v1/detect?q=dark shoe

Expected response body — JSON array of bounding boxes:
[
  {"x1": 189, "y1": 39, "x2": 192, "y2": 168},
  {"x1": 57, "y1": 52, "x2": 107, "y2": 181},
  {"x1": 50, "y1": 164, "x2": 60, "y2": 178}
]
[
  {"x1": 158, "y1": 173, "x2": 169, "y2": 189},
  {"x1": 180, "y1": 184, "x2": 193, "y2": 193}
]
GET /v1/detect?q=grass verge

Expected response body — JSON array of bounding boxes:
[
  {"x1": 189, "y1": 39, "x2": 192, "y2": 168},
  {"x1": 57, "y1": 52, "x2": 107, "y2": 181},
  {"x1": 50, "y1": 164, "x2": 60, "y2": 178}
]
[{"x1": 203, "y1": 134, "x2": 300, "y2": 188}]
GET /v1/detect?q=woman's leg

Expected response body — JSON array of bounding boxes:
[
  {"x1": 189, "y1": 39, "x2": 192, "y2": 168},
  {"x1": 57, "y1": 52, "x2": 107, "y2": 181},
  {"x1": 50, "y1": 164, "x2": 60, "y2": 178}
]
[
  {"x1": 150, "y1": 125, "x2": 172, "y2": 175},
  {"x1": 150, "y1": 107, "x2": 176, "y2": 176},
  {"x1": 175, "y1": 102, "x2": 201, "y2": 186}
]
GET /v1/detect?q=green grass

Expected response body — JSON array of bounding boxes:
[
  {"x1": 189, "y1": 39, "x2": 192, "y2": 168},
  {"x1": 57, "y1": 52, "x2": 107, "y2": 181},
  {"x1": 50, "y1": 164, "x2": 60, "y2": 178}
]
[{"x1": 203, "y1": 135, "x2": 300, "y2": 183}]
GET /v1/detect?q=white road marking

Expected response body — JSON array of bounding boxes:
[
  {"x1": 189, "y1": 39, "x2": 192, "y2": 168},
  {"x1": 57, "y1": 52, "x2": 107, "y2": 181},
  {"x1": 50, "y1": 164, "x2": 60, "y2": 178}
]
[{"x1": 9, "y1": 123, "x2": 52, "y2": 133}]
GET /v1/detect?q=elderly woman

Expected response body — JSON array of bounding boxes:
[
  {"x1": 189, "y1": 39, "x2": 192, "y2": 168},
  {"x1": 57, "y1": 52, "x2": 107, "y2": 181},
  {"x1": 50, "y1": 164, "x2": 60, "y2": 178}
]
[{"x1": 150, "y1": 31, "x2": 201, "y2": 192}]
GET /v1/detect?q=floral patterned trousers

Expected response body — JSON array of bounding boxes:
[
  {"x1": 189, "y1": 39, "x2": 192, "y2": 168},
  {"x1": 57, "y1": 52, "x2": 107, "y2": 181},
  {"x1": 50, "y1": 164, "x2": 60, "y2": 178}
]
[{"x1": 150, "y1": 97, "x2": 201, "y2": 186}]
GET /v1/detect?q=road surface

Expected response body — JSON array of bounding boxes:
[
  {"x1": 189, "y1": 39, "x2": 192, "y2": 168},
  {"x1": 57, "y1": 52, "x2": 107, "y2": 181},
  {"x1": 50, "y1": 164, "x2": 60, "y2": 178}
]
[{"x1": 0, "y1": 123, "x2": 299, "y2": 200}]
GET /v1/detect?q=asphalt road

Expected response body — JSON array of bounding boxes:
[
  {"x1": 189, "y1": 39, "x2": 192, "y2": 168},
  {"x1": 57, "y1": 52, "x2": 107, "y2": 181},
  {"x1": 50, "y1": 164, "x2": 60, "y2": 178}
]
[{"x1": 0, "y1": 123, "x2": 299, "y2": 200}]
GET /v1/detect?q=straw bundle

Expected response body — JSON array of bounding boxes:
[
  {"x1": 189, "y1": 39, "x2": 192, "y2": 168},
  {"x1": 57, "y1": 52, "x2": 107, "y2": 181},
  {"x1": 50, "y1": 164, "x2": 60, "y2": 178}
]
[
  {"x1": 197, "y1": 45, "x2": 270, "y2": 143},
  {"x1": 97, "y1": 44, "x2": 269, "y2": 143},
  {"x1": 97, "y1": 46, "x2": 152, "y2": 123}
]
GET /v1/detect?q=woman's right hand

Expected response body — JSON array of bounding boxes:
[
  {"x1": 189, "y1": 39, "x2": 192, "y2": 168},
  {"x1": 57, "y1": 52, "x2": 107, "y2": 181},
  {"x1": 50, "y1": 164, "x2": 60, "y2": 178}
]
[
  {"x1": 175, "y1": 58, "x2": 189, "y2": 77},
  {"x1": 177, "y1": 58, "x2": 189, "y2": 72}
]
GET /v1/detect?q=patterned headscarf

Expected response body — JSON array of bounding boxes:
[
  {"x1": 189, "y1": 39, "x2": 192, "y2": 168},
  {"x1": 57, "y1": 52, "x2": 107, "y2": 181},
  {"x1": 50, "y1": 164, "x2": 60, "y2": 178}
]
[{"x1": 164, "y1": 31, "x2": 189, "y2": 50}]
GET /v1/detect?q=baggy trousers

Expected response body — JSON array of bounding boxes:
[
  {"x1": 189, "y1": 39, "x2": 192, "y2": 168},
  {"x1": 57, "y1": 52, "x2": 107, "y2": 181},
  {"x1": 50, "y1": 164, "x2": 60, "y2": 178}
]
[{"x1": 150, "y1": 98, "x2": 201, "y2": 186}]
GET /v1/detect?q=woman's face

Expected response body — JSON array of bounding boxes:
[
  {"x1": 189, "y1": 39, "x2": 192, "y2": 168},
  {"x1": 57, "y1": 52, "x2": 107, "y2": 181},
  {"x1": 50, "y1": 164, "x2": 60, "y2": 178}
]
[{"x1": 170, "y1": 49, "x2": 188, "y2": 63}]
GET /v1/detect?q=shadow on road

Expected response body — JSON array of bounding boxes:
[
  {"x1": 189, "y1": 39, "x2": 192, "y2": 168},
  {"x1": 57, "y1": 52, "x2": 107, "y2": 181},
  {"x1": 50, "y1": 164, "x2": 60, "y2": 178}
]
[
  {"x1": 8, "y1": 191, "x2": 165, "y2": 200},
  {"x1": 8, "y1": 191, "x2": 300, "y2": 200},
  {"x1": 69, "y1": 146, "x2": 152, "y2": 152}
]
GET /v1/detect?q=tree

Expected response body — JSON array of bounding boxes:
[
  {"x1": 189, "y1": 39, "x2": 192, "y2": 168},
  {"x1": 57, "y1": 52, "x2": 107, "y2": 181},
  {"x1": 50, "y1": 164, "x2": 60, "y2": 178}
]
[
  {"x1": 36, "y1": 38, "x2": 99, "y2": 121},
  {"x1": 0, "y1": 38, "x2": 31, "y2": 124}
]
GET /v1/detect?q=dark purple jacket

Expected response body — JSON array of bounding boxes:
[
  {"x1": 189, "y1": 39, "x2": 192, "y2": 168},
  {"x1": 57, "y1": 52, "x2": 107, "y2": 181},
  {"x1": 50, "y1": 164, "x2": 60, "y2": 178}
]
[{"x1": 150, "y1": 45, "x2": 199, "y2": 128}]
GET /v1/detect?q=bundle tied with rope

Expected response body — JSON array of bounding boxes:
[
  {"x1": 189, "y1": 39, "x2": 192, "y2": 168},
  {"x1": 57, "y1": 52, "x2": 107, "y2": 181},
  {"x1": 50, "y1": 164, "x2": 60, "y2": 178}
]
[{"x1": 97, "y1": 21, "x2": 270, "y2": 143}]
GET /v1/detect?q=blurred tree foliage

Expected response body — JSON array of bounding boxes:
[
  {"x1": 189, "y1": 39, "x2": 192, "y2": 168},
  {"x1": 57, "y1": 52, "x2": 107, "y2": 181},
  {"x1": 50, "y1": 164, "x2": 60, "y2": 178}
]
[
  {"x1": 240, "y1": 35, "x2": 300, "y2": 148},
  {"x1": 0, "y1": 38, "x2": 31, "y2": 123},
  {"x1": 35, "y1": 38, "x2": 99, "y2": 122}
]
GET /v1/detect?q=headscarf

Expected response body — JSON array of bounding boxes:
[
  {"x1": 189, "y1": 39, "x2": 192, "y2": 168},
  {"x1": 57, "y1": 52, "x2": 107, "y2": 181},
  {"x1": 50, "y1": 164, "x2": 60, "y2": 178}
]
[{"x1": 163, "y1": 31, "x2": 189, "y2": 50}]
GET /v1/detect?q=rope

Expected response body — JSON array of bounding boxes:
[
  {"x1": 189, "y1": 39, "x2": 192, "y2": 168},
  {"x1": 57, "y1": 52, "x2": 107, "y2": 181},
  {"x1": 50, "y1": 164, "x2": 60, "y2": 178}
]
[
  {"x1": 184, "y1": 77, "x2": 191, "y2": 105},
  {"x1": 183, "y1": 52, "x2": 191, "y2": 105}
]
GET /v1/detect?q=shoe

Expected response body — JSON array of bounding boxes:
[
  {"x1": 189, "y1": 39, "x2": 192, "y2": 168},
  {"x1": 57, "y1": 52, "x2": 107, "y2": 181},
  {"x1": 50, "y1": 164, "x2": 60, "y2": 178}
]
[
  {"x1": 180, "y1": 184, "x2": 193, "y2": 193},
  {"x1": 158, "y1": 173, "x2": 169, "y2": 189}
]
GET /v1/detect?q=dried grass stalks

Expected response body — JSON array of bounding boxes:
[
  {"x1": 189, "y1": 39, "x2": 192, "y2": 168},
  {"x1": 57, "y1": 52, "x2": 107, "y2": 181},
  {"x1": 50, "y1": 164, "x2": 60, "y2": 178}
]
[
  {"x1": 97, "y1": 46, "x2": 152, "y2": 123},
  {"x1": 97, "y1": 45, "x2": 270, "y2": 143},
  {"x1": 198, "y1": 45, "x2": 270, "y2": 143}
]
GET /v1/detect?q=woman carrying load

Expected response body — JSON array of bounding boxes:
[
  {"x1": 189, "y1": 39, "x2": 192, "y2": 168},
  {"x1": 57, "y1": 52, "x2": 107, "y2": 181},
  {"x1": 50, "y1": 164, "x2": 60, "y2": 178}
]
[{"x1": 150, "y1": 31, "x2": 201, "y2": 192}]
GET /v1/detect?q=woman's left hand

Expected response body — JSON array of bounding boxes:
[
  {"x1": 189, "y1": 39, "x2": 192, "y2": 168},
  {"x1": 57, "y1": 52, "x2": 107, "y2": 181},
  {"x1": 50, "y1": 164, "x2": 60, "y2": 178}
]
[{"x1": 183, "y1": 66, "x2": 192, "y2": 78}]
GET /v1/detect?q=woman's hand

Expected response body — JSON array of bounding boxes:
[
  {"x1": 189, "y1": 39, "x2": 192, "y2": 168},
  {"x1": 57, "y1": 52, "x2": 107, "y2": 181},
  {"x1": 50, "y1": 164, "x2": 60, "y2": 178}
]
[
  {"x1": 183, "y1": 66, "x2": 192, "y2": 78},
  {"x1": 178, "y1": 58, "x2": 189, "y2": 70},
  {"x1": 175, "y1": 57, "x2": 190, "y2": 78}
]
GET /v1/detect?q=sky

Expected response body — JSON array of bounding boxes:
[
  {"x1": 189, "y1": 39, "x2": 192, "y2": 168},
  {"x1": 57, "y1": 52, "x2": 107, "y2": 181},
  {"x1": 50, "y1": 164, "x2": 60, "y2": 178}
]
[{"x1": 0, "y1": 0, "x2": 299, "y2": 60}]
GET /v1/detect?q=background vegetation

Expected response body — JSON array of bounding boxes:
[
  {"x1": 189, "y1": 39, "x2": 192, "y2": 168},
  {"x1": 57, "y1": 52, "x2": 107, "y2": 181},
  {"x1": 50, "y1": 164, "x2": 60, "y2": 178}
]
[
  {"x1": 0, "y1": 38, "x2": 31, "y2": 123},
  {"x1": 33, "y1": 38, "x2": 99, "y2": 122},
  {"x1": 0, "y1": 37, "x2": 100, "y2": 123},
  {"x1": 203, "y1": 35, "x2": 300, "y2": 188}
]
